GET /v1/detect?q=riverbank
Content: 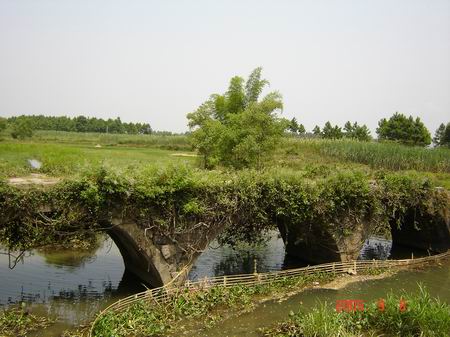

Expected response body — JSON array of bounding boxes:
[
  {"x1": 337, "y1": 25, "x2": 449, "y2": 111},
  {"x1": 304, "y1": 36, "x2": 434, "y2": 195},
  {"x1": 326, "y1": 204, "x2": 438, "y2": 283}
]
[
  {"x1": 260, "y1": 286, "x2": 450, "y2": 337},
  {"x1": 89, "y1": 252, "x2": 449, "y2": 337}
]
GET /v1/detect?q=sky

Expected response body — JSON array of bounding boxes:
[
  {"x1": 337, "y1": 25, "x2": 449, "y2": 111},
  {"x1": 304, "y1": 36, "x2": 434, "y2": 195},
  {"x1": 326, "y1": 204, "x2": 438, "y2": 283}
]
[{"x1": 0, "y1": 0, "x2": 449, "y2": 134}]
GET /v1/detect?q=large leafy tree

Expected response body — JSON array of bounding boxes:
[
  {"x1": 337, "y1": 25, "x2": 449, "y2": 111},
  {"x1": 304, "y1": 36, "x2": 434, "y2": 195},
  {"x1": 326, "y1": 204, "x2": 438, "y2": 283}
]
[
  {"x1": 376, "y1": 112, "x2": 431, "y2": 146},
  {"x1": 187, "y1": 67, "x2": 287, "y2": 169}
]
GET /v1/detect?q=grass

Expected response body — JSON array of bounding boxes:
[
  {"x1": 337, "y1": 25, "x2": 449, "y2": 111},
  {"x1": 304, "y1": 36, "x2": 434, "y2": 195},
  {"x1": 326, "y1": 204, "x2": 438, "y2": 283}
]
[
  {"x1": 0, "y1": 141, "x2": 197, "y2": 178},
  {"x1": 280, "y1": 138, "x2": 450, "y2": 173},
  {"x1": 275, "y1": 138, "x2": 450, "y2": 188},
  {"x1": 1, "y1": 131, "x2": 450, "y2": 188},
  {"x1": 260, "y1": 285, "x2": 450, "y2": 337},
  {"x1": 92, "y1": 272, "x2": 335, "y2": 337},
  {"x1": 0, "y1": 306, "x2": 54, "y2": 337},
  {"x1": 31, "y1": 130, "x2": 191, "y2": 150}
]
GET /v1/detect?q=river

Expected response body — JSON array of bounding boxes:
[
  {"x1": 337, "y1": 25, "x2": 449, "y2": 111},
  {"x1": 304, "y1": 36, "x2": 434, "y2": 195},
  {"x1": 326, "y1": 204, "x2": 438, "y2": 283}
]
[{"x1": 0, "y1": 232, "x2": 443, "y2": 336}]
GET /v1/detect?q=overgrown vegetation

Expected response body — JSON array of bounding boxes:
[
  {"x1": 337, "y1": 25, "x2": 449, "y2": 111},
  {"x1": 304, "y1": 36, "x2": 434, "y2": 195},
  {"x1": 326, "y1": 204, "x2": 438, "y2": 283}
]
[
  {"x1": 377, "y1": 112, "x2": 431, "y2": 146},
  {"x1": 92, "y1": 272, "x2": 335, "y2": 337},
  {"x1": 0, "y1": 165, "x2": 448, "y2": 254},
  {"x1": 284, "y1": 139, "x2": 450, "y2": 173},
  {"x1": 260, "y1": 286, "x2": 450, "y2": 337},
  {"x1": 0, "y1": 306, "x2": 54, "y2": 337},
  {"x1": 6, "y1": 114, "x2": 152, "y2": 134},
  {"x1": 187, "y1": 67, "x2": 288, "y2": 169}
]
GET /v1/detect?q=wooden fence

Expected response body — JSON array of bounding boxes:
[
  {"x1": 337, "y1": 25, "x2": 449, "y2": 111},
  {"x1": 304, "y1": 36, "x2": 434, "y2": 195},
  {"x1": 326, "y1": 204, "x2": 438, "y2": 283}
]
[{"x1": 89, "y1": 250, "x2": 450, "y2": 336}]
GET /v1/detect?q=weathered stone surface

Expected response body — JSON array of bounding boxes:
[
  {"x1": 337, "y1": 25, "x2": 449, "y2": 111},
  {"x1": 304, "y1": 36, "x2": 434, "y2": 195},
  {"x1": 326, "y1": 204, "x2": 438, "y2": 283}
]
[
  {"x1": 391, "y1": 210, "x2": 450, "y2": 252},
  {"x1": 161, "y1": 244, "x2": 177, "y2": 260},
  {"x1": 278, "y1": 217, "x2": 371, "y2": 264}
]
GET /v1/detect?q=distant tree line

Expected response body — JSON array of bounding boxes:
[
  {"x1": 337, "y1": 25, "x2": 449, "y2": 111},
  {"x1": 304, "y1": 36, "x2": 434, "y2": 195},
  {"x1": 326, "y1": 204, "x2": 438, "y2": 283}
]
[
  {"x1": 4, "y1": 115, "x2": 152, "y2": 135},
  {"x1": 289, "y1": 112, "x2": 449, "y2": 147},
  {"x1": 289, "y1": 119, "x2": 371, "y2": 141}
]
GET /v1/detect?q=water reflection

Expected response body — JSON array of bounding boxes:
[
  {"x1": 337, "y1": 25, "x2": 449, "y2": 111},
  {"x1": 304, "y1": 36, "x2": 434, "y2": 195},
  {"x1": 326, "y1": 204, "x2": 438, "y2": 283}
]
[
  {"x1": 0, "y1": 230, "x2": 430, "y2": 335},
  {"x1": 0, "y1": 235, "x2": 142, "y2": 309}
]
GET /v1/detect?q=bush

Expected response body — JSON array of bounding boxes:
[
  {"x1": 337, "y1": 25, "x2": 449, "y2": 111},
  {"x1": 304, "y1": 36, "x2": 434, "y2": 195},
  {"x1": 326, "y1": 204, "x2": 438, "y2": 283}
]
[{"x1": 11, "y1": 120, "x2": 33, "y2": 139}]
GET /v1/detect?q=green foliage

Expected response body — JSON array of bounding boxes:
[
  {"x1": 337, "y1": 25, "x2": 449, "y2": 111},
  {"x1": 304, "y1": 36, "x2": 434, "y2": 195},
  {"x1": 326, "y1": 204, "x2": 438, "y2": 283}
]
[
  {"x1": 321, "y1": 121, "x2": 343, "y2": 139},
  {"x1": 312, "y1": 125, "x2": 321, "y2": 135},
  {"x1": 261, "y1": 286, "x2": 450, "y2": 337},
  {"x1": 433, "y1": 122, "x2": 450, "y2": 147},
  {"x1": 377, "y1": 112, "x2": 431, "y2": 146},
  {"x1": 92, "y1": 272, "x2": 334, "y2": 337},
  {"x1": 288, "y1": 118, "x2": 306, "y2": 135},
  {"x1": 343, "y1": 121, "x2": 371, "y2": 141},
  {"x1": 309, "y1": 138, "x2": 450, "y2": 173},
  {"x1": 0, "y1": 141, "x2": 196, "y2": 179},
  {"x1": 0, "y1": 307, "x2": 54, "y2": 337},
  {"x1": 7, "y1": 114, "x2": 152, "y2": 134},
  {"x1": 1, "y1": 166, "x2": 447, "y2": 252},
  {"x1": 187, "y1": 68, "x2": 287, "y2": 169},
  {"x1": 0, "y1": 117, "x2": 7, "y2": 133},
  {"x1": 10, "y1": 120, "x2": 33, "y2": 139}
]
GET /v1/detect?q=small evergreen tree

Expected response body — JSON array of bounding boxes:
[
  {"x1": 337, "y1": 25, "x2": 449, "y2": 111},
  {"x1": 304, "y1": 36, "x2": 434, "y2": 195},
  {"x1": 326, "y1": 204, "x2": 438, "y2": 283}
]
[
  {"x1": 433, "y1": 123, "x2": 446, "y2": 146},
  {"x1": 288, "y1": 117, "x2": 299, "y2": 134},
  {"x1": 298, "y1": 124, "x2": 306, "y2": 134},
  {"x1": 312, "y1": 125, "x2": 321, "y2": 136}
]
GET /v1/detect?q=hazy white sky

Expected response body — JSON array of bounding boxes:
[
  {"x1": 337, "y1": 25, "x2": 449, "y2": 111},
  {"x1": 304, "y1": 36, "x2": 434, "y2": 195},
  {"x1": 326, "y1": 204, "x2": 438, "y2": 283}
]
[{"x1": 0, "y1": 0, "x2": 449, "y2": 133}]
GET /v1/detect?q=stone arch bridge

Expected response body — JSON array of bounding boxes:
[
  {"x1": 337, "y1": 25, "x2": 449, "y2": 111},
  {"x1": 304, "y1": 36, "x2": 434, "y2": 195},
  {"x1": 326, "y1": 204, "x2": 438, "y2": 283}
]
[{"x1": 3, "y1": 176, "x2": 450, "y2": 288}]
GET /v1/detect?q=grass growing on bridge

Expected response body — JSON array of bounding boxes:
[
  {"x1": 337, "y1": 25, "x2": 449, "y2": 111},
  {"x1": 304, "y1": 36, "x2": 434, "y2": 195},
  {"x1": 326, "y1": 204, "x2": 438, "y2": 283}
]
[{"x1": 260, "y1": 286, "x2": 450, "y2": 337}]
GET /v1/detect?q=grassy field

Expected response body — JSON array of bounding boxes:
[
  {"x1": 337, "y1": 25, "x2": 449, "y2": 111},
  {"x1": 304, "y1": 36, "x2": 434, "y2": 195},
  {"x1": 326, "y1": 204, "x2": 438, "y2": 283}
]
[
  {"x1": 1, "y1": 130, "x2": 449, "y2": 187},
  {"x1": 30, "y1": 130, "x2": 191, "y2": 150},
  {"x1": 0, "y1": 141, "x2": 197, "y2": 178}
]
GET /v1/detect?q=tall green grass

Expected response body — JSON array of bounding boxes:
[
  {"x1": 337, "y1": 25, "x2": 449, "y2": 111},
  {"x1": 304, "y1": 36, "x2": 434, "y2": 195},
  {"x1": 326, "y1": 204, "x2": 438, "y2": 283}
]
[
  {"x1": 285, "y1": 138, "x2": 450, "y2": 173},
  {"x1": 261, "y1": 285, "x2": 450, "y2": 337}
]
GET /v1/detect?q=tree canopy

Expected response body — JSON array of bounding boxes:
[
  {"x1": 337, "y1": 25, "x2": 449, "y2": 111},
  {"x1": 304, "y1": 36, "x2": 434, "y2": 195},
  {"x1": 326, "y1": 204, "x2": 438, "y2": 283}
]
[
  {"x1": 187, "y1": 67, "x2": 287, "y2": 169},
  {"x1": 288, "y1": 117, "x2": 305, "y2": 135},
  {"x1": 0, "y1": 117, "x2": 6, "y2": 133},
  {"x1": 433, "y1": 123, "x2": 450, "y2": 147},
  {"x1": 11, "y1": 119, "x2": 33, "y2": 139},
  {"x1": 6, "y1": 115, "x2": 152, "y2": 135},
  {"x1": 376, "y1": 112, "x2": 431, "y2": 146}
]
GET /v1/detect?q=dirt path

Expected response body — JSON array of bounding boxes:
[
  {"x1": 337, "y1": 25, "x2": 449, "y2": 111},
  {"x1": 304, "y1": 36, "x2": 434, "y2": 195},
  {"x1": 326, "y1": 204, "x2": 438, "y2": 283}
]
[{"x1": 7, "y1": 173, "x2": 60, "y2": 186}]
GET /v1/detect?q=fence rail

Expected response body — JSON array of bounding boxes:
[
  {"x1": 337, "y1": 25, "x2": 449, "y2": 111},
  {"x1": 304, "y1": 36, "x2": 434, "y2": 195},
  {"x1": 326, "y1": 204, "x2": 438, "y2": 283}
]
[{"x1": 89, "y1": 250, "x2": 450, "y2": 336}]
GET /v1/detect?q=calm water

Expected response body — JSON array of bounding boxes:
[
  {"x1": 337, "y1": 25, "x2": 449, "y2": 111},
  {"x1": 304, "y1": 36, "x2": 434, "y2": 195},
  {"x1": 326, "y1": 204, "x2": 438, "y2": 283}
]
[
  {"x1": 0, "y1": 232, "x2": 436, "y2": 336},
  {"x1": 198, "y1": 258, "x2": 450, "y2": 337}
]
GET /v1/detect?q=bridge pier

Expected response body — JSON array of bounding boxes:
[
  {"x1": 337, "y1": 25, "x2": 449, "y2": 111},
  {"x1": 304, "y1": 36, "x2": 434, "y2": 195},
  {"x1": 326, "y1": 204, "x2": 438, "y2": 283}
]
[
  {"x1": 390, "y1": 210, "x2": 450, "y2": 253},
  {"x1": 278, "y1": 218, "x2": 370, "y2": 264},
  {"x1": 108, "y1": 222, "x2": 182, "y2": 287},
  {"x1": 108, "y1": 216, "x2": 226, "y2": 287}
]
